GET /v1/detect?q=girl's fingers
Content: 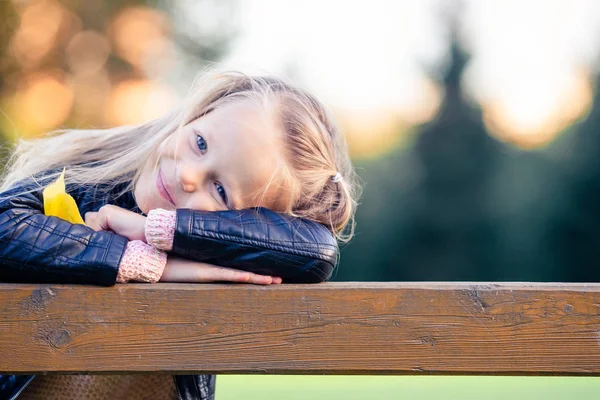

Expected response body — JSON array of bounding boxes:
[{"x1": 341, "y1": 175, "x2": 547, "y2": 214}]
[
  {"x1": 84, "y1": 211, "x2": 95, "y2": 225},
  {"x1": 84, "y1": 211, "x2": 115, "y2": 233},
  {"x1": 205, "y1": 266, "x2": 274, "y2": 285},
  {"x1": 84, "y1": 211, "x2": 100, "y2": 230},
  {"x1": 161, "y1": 259, "x2": 281, "y2": 285}
]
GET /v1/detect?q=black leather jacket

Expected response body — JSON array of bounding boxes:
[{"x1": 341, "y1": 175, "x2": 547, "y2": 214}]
[{"x1": 0, "y1": 174, "x2": 338, "y2": 400}]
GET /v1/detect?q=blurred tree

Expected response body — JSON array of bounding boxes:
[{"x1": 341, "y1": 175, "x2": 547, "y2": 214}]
[
  {"x1": 545, "y1": 71, "x2": 600, "y2": 282},
  {"x1": 393, "y1": 34, "x2": 502, "y2": 281},
  {"x1": 0, "y1": 2, "x2": 19, "y2": 93},
  {"x1": 0, "y1": 0, "x2": 237, "y2": 142},
  {"x1": 0, "y1": 2, "x2": 20, "y2": 173},
  {"x1": 485, "y1": 146, "x2": 561, "y2": 280},
  {"x1": 338, "y1": 25, "x2": 504, "y2": 281},
  {"x1": 338, "y1": 42, "x2": 600, "y2": 283}
]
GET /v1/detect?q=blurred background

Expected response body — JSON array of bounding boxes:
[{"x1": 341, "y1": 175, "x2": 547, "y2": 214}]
[
  {"x1": 2, "y1": 0, "x2": 600, "y2": 285},
  {"x1": 3, "y1": 1, "x2": 600, "y2": 398}
]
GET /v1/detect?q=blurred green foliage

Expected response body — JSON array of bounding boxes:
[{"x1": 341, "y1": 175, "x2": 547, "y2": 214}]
[
  {"x1": 217, "y1": 375, "x2": 600, "y2": 400},
  {"x1": 338, "y1": 29, "x2": 600, "y2": 282},
  {"x1": 0, "y1": 0, "x2": 236, "y2": 174}
]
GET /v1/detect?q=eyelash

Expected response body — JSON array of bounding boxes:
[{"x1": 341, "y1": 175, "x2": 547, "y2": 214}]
[
  {"x1": 196, "y1": 134, "x2": 208, "y2": 154},
  {"x1": 215, "y1": 182, "x2": 228, "y2": 205},
  {"x1": 195, "y1": 133, "x2": 228, "y2": 207}
]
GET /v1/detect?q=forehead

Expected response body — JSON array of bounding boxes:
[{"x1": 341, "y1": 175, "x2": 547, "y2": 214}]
[{"x1": 191, "y1": 100, "x2": 290, "y2": 210}]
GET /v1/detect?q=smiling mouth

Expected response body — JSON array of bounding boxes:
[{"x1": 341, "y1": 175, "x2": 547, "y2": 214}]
[{"x1": 157, "y1": 168, "x2": 175, "y2": 206}]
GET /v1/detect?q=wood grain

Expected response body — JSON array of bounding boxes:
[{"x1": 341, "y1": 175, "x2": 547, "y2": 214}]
[{"x1": 1, "y1": 282, "x2": 600, "y2": 375}]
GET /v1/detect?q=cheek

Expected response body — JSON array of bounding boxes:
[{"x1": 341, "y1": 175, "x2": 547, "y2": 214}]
[
  {"x1": 184, "y1": 194, "x2": 219, "y2": 212},
  {"x1": 133, "y1": 175, "x2": 153, "y2": 215},
  {"x1": 157, "y1": 137, "x2": 172, "y2": 158},
  {"x1": 155, "y1": 131, "x2": 183, "y2": 158},
  {"x1": 168, "y1": 139, "x2": 191, "y2": 162}
]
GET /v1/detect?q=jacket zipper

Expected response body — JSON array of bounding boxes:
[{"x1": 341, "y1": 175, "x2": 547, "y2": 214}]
[
  {"x1": 8, "y1": 375, "x2": 36, "y2": 400},
  {"x1": 174, "y1": 376, "x2": 183, "y2": 400}
]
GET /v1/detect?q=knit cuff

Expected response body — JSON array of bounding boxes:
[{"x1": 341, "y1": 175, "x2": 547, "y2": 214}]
[
  {"x1": 117, "y1": 240, "x2": 168, "y2": 283},
  {"x1": 145, "y1": 208, "x2": 176, "y2": 251}
]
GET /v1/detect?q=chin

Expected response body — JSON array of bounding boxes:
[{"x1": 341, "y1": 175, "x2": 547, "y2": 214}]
[
  {"x1": 137, "y1": 198, "x2": 151, "y2": 215},
  {"x1": 133, "y1": 188, "x2": 154, "y2": 215}
]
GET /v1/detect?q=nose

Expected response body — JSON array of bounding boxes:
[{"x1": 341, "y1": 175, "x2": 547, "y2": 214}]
[
  {"x1": 174, "y1": 161, "x2": 221, "y2": 211},
  {"x1": 176, "y1": 161, "x2": 199, "y2": 193}
]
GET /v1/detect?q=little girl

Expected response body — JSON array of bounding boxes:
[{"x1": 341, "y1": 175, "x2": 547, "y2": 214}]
[{"x1": 0, "y1": 70, "x2": 360, "y2": 399}]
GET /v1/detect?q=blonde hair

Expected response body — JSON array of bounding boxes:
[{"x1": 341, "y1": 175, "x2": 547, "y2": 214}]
[{"x1": 0, "y1": 69, "x2": 361, "y2": 242}]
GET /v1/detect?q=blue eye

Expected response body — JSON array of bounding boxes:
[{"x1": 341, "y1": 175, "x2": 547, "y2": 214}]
[
  {"x1": 196, "y1": 135, "x2": 207, "y2": 152},
  {"x1": 215, "y1": 182, "x2": 228, "y2": 205}
]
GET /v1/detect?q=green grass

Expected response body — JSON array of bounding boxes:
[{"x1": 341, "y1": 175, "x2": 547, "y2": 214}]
[{"x1": 216, "y1": 375, "x2": 600, "y2": 400}]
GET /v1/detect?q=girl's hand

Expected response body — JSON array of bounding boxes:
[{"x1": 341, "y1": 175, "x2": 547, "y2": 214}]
[
  {"x1": 85, "y1": 205, "x2": 147, "y2": 242},
  {"x1": 160, "y1": 256, "x2": 283, "y2": 285}
]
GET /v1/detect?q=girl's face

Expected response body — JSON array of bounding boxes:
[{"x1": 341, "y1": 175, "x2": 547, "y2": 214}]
[{"x1": 134, "y1": 99, "x2": 290, "y2": 214}]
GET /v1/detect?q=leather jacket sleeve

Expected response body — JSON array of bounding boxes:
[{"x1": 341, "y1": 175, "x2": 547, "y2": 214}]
[
  {"x1": 0, "y1": 180, "x2": 127, "y2": 285},
  {"x1": 0, "y1": 175, "x2": 338, "y2": 285},
  {"x1": 172, "y1": 208, "x2": 338, "y2": 283}
]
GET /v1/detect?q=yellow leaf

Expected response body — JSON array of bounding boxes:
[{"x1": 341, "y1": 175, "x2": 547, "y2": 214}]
[{"x1": 43, "y1": 168, "x2": 85, "y2": 225}]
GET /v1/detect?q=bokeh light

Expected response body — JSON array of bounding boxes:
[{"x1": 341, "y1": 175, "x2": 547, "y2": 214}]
[
  {"x1": 8, "y1": 0, "x2": 67, "y2": 68},
  {"x1": 1, "y1": 0, "x2": 600, "y2": 148},
  {"x1": 65, "y1": 31, "x2": 111, "y2": 76},
  {"x1": 107, "y1": 79, "x2": 177, "y2": 125},
  {"x1": 339, "y1": 76, "x2": 442, "y2": 159},
  {"x1": 462, "y1": 0, "x2": 600, "y2": 148},
  {"x1": 69, "y1": 70, "x2": 111, "y2": 124},
  {"x1": 4, "y1": 70, "x2": 73, "y2": 137},
  {"x1": 108, "y1": 6, "x2": 173, "y2": 72},
  {"x1": 482, "y1": 68, "x2": 593, "y2": 148}
]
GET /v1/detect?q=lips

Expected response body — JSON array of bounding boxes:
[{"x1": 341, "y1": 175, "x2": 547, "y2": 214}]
[{"x1": 156, "y1": 168, "x2": 175, "y2": 206}]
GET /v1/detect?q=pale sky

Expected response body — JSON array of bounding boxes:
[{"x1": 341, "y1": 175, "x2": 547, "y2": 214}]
[
  {"x1": 162, "y1": 0, "x2": 600, "y2": 151},
  {"x1": 220, "y1": 0, "x2": 600, "y2": 119},
  {"x1": 223, "y1": 0, "x2": 445, "y2": 112}
]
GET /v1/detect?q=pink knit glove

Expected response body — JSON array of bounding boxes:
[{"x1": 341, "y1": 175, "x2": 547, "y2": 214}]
[
  {"x1": 116, "y1": 240, "x2": 167, "y2": 283},
  {"x1": 145, "y1": 208, "x2": 176, "y2": 251}
]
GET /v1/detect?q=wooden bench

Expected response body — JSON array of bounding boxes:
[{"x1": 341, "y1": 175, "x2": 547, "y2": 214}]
[{"x1": 1, "y1": 282, "x2": 599, "y2": 375}]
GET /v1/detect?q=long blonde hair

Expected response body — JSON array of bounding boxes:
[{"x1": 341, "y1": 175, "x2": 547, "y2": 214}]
[{"x1": 0, "y1": 69, "x2": 361, "y2": 242}]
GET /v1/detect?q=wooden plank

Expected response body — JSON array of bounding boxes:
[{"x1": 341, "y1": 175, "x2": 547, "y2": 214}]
[{"x1": 1, "y1": 282, "x2": 600, "y2": 375}]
